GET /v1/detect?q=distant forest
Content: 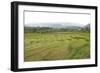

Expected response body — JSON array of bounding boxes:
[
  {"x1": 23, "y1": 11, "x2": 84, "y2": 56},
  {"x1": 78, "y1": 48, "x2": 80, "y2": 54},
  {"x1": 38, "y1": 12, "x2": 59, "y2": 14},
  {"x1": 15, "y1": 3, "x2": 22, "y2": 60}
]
[{"x1": 24, "y1": 24, "x2": 90, "y2": 33}]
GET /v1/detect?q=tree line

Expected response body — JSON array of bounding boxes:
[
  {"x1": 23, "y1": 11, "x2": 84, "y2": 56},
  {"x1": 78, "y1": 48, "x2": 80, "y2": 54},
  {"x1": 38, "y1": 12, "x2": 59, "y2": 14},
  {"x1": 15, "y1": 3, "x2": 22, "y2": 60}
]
[{"x1": 24, "y1": 26, "x2": 90, "y2": 33}]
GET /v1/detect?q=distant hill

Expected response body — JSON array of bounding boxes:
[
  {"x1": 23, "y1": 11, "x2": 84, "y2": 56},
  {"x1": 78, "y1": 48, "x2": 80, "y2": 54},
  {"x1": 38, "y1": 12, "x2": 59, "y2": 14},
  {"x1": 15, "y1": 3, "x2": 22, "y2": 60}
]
[
  {"x1": 25, "y1": 22, "x2": 84, "y2": 28},
  {"x1": 25, "y1": 23, "x2": 90, "y2": 33},
  {"x1": 84, "y1": 24, "x2": 90, "y2": 29}
]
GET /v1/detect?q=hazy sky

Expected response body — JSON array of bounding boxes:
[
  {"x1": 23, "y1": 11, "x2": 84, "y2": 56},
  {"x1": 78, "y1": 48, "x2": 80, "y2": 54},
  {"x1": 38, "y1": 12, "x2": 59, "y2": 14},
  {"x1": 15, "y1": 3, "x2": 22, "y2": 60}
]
[{"x1": 24, "y1": 11, "x2": 90, "y2": 26}]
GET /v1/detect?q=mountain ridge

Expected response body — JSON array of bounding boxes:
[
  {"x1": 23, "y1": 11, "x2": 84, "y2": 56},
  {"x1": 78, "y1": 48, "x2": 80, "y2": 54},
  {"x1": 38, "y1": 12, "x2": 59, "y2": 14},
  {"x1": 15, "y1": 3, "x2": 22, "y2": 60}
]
[{"x1": 25, "y1": 22, "x2": 85, "y2": 28}]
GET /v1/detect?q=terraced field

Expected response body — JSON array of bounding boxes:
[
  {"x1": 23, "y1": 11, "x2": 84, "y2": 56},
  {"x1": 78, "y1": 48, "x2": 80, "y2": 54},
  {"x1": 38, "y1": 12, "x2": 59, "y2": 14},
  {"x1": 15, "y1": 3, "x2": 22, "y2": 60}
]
[{"x1": 24, "y1": 32, "x2": 90, "y2": 62}]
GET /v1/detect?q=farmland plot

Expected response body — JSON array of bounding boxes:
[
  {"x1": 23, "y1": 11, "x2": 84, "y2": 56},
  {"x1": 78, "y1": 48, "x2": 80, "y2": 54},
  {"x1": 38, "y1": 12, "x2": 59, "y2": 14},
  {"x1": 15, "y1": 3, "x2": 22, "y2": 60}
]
[{"x1": 24, "y1": 32, "x2": 90, "y2": 61}]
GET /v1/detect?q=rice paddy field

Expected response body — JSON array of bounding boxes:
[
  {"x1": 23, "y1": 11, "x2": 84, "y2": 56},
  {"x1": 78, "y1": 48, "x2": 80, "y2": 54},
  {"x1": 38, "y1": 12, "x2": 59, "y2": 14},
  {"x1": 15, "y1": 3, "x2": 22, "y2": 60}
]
[{"x1": 24, "y1": 32, "x2": 90, "y2": 62}]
